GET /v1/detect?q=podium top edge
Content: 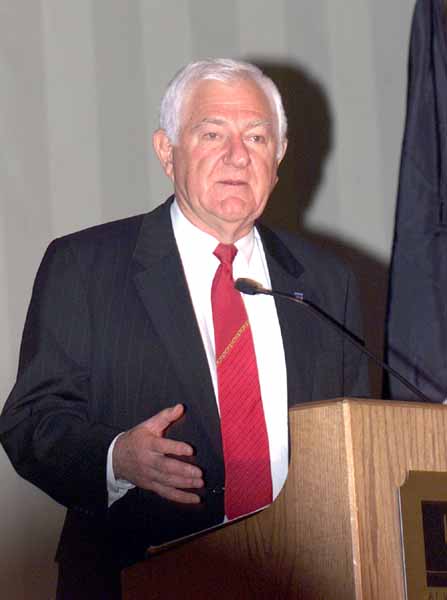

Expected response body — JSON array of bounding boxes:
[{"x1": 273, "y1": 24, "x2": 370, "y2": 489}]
[{"x1": 288, "y1": 397, "x2": 446, "y2": 412}]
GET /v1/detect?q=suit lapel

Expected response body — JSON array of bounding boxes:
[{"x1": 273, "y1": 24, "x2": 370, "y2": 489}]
[
  {"x1": 132, "y1": 199, "x2": 222, "y2": 458},
  {"x1": 258, "y1": 224, "x2": 323, "y2": 406},
  {"x1": 131, "y1": 202, "x2": 321, "y2": 450}
]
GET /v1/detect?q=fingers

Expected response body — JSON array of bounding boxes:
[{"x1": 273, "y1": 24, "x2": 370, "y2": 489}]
[
  {"x1": 149, "y1": 454, "x2": 203, "y2": 489},
  {"x1": 151, "y1": 482, "x2": 202, "y2": 504},
  {"x1": 112, "y1": 404, "x2": 204, "y2": 504},
  {"x1": 129, "y1": 455, "x2": 204, "y2": 503},
  {"x1": 144, "y1": 403, "x2": 185, "y2": 437},
  {"x1": 149, "y1": 448, "x2": 202, "y2": 478},
  {"x1": 135, "y1": 449, "x2": 203, "y2": 494},
  {"x1": 150, "y1": 434, "x2": 195, "y2": 459}
]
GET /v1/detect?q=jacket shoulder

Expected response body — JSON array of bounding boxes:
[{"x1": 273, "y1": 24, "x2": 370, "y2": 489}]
[
  {"x1": 57, "y1": 213, "x2": 146, "y2": 248},
  {"x1": 259, "y1": 224, "x2": 352, "y2": 281},
  {"x1": 50, "y1": 199, "x2": 172, "y2": 263}
]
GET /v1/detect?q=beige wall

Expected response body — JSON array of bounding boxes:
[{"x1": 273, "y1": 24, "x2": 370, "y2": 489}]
[{"x1": 0, "y1": 0, "x2": 416, "y2": 597}]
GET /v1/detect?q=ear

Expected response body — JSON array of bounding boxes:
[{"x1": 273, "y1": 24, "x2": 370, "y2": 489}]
[
  {"x1": 153, "y1": 129, "x2": 174, "y2": 180},
  {"x1": 272, "y1": 138, "x2": 288, "y2": 187},
  {"x1": 277, "y1": 138, "x2": 288, "y2": 166}
]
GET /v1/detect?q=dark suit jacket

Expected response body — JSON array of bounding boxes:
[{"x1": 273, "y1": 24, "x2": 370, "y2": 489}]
[{"x1": 0, "y1": 197, "x2": 369, "y2": 569}]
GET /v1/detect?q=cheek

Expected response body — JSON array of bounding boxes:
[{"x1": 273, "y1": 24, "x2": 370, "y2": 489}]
[
  {"x1": 191, "y1": 155, "x2": 221, "y2": 185},
  {"x1": 254, "y1": 159, "x2": 278, "y2": 189},
  {"x1": 266, "y1": 158, "x2": 280, "y2": 185},
  {"x1": 180, "y1": 160, "x2": 215, "y2": 200}
]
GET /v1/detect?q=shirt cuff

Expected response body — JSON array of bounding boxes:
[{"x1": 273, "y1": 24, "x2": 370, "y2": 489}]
[{"x1": 107, "y1": 433, "x2": 135, "y2": 507}]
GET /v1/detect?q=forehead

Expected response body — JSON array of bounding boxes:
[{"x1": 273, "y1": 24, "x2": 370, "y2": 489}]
[{"x1": 181, "y1": 78, "x2": 274, "y2": 127}]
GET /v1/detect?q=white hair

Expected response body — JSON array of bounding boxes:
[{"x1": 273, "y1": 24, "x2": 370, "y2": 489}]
[{"x1": 159, "y1": 58, "x2": 287, "y2": 158}]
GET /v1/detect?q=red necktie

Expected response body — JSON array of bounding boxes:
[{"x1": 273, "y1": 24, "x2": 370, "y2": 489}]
[{"x1": 212, "y1": 243, "x2": 273, "y2": 519}]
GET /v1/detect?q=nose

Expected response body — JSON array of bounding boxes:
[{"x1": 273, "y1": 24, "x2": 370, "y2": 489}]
[{"x1": 223, "y1": 134, "x2": 250, "y2": 168}]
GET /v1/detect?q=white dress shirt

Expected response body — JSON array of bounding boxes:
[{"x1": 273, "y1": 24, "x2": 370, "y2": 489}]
[{"x1": 107, "y1": 200, "x2": 289, "y2": 510}]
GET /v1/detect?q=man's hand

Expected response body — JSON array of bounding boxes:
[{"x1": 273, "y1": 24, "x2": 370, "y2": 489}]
[{"x1": 113, "y1": 404, "x2": 203, "y2": 504}]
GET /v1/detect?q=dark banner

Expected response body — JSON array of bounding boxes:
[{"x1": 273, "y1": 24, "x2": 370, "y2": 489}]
[{"x1": 384, "y1": 0, "x2": 447, "y2": 401}]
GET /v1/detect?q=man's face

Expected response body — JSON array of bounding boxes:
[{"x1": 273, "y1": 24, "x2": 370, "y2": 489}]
[{"x1": 154, "y1": 78, "x2": 286, "y2": 242}]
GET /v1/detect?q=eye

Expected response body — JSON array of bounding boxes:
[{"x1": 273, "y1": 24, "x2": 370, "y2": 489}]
[
  {"x1": 247, "y1": 134, "x2": 266, "y2": 144},
  {"x1": 203, "y1": 131, "x2": 220, "y2": 141}
]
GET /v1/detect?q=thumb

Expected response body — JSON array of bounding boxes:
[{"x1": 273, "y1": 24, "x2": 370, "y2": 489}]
[{"x1": 145, "y1": 403, "x2": 185, "y2": 436}]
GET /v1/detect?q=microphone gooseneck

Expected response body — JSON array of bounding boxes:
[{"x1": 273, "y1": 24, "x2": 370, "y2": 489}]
[{"x1": 234, "y1": 278, "x2": 432, "y2": 404}]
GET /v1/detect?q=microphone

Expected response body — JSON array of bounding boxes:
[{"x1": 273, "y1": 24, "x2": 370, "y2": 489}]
[
  {"x1": 234, "y1": 278, "x2": 432, "y2": 404},
  {"x1": 235, "y1": 278, "x2": 303, "y2": 301}
]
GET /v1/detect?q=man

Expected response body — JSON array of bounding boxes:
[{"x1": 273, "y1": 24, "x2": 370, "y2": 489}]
[{"x1": 0, "y1": 59, "x2": 369, "y2": 598}]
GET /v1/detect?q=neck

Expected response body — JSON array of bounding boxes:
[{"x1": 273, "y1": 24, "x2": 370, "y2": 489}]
[{"x1": 176, "y1": 202, "x2": 254, "y2": 244}]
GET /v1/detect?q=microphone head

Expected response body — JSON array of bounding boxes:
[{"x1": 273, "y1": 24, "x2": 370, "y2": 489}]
[{"x1": 234, "y1": 278, "x2": 266, "y2": 295}]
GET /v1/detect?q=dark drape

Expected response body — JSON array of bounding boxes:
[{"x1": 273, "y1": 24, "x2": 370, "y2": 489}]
[{"x1": 384, "y1": 0, "x2": 447, "y2": 401}]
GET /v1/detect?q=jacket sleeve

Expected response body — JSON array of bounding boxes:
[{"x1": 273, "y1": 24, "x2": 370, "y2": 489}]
[{"x1": 0, "y1": 239, "x2": 120, "y2": 515}]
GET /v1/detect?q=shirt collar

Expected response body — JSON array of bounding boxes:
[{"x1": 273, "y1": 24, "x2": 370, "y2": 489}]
[{"x1": 171, "y1": 198, "x2": 255, "y2": 266}]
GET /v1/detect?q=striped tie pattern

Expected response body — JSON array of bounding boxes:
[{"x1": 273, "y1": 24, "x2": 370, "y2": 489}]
[{"x1": 212, "y1": 243, "x2": 273, "y2": 519}]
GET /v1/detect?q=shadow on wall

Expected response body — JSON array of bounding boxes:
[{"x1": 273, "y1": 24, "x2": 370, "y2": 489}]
[{"x1": 255, "y1": 60, "x2": 389, "y2": 398}]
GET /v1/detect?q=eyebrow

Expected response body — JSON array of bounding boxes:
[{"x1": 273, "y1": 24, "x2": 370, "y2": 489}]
[
  {"x1": 191, "y1": 118, "x2": 225, "y2": 129},
  {"x1": 246, "y1": 119, "x2": 273, "y2": 129},
  {"x1": 192, "y1": 117, "x2": 273, "y2": 130}
]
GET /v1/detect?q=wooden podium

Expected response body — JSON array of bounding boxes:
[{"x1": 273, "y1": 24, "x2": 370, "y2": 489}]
[{"x1": 122, "y1": 399, "x2": 447, "y2": 599}]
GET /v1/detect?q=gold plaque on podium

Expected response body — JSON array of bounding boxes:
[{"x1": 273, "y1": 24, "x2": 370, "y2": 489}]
[{"x1": 400, "y1": 471, "x2": 447, "y2": 599}]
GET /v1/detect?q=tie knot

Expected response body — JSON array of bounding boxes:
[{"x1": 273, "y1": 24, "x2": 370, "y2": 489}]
[{"x1": 214, "y1": 243, "x2": 237, "y2": 266}]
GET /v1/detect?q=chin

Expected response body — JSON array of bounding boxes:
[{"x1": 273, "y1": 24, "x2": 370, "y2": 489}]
[{"x1": 215, "y1": 196, "x2": 255, "y2": 221}]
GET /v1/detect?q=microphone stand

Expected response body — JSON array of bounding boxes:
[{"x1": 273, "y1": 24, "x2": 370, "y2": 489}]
[{"x1": 235, "y1": 278, "x2": 432, "y2": 404}]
